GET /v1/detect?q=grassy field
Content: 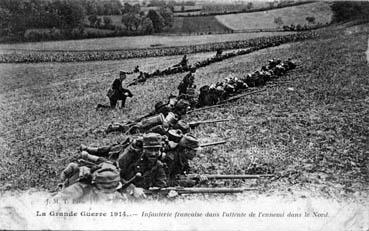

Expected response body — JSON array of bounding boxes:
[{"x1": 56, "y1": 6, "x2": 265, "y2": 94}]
[
  {"x1": 167, "y1": 16, "x2": 232, "y2": 34},
  {"x1": 0, "y1": 22, "x2": 368, "y2": 199},
  {"x1": 0, "y1": 31, "x2": 293, "y2": 52},
  {"x1": 216, "y1": 2, "x2": 333, "y2": 31}
]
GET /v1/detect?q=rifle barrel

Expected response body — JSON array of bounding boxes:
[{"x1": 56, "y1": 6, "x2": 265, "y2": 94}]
[
  {"x1": 199, "y1": 140, "x2": 227, "y2": 147},
  {"x1": 199, "y1": 174, "x2": 274, "y2": 179},
  {"x1": 188, "y1": 119, "x2": 231, "y2": 127},
  {"x1": 148, "y1": 187, "x2": 257, "y2": 194}
]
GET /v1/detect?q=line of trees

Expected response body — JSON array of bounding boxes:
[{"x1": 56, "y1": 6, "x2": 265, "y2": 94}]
[
  {"x1": 87, "y1": 3, "x2": 174, "y2": 34},
  {"x1": 0, "y1": 0, "x2": 86, "y2": 36},
  {"x1": 330, "y1": 1, "x2": 369, "y2": 22},
  {"x1": 0, "y1": 0, "x2": 174, "y2": 42}
]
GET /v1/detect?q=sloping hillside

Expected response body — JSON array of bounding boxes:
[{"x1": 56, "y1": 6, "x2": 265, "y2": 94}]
[{"x1": 216, "y1": 2, "x2": 333, "y2": 31}]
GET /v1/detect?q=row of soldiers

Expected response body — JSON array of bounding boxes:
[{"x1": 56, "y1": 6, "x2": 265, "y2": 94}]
[
  {"x1": 54, "y1": 57, "x2": 296, "y2": 202},
  {"x1": 1, "y1": 32, "x2": 316, "y2": 64},
  {"x1": 127, "y1": 32, "x2": 314, "y2": 86},
  {"x1": 103, "y1": 58, "x2": 296, "y2": 134},
  {"x1": 55, "y1": 126, "x2": 221, "y2": 201}
]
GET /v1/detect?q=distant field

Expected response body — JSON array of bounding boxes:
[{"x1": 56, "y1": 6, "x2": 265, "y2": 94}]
[
  {"x1": 0, "y1": 31, "x2": 293, "y2": 52},
  {"x1": 168, "y1": 16, "x2": 232, "y2": 34},
  {"x1": 216, "y1": 2, "x2": 333, "y2": 31}
]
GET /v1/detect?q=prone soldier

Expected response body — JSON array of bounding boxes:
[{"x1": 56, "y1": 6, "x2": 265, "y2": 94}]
[
  {"x1": 117, "y1": 133, "x2": 167, "y2": 198},
  {"x1": 54, "y1": 162, "x2": 126, "y2": 202}
]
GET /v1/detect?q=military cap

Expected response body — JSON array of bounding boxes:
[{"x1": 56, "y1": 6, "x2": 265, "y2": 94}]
[
  {"x1": 168, "y1": 94, "x2": 178, "y2": 99},
  {"x1": 154, "y1": 101, "x2": 166, "y2": 111},
  {"x1": 174, "y1": 120, "x2": 190, "y2": 134},
  {"x1": 167, "y1": 129, "x2": 183, "y2": 143},
  {"x1": 165, "y1": 112, "x2": 179, "y2": 126},
  {"x1": 143, "y1": 133, "x2": 163, "y2": 148},
  {"x1": 178, "y1": 134, "x2": 200, "y2": 150},
  {"x1": 92, "y1": 163, "x2": 122, "y2": 193}
]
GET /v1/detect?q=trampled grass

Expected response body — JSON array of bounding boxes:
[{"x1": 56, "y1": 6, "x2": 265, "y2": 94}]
[
  {"x1": 216, "y1": 2, "x2": 333, "y2": 31},
  {"x1": 0, "y1": 22, "x2": 368, "y2": 199}
]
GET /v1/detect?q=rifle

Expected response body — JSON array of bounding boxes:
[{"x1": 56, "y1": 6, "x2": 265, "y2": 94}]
[
  {"x1": 199, "y1": 140, "x2": 227, "y2": 148},
  {"x1": 188, "y1": 89, "x2": 266, "y2": 114},
  {"x1": 188, "y1": 119, "x2": 231, "y2": 128},
  {"x1": 119, "y1": 173, "x2": 142, "y2": 192},
  {"x1": 180, "y1": 174, "x2": 274, "y2": 181},
  {"x1": 145, "y1": 187, "x2": 258, "y2": 195}
]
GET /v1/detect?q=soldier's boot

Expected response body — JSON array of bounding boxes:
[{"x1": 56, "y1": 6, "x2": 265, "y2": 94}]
[
  {"x1": 80, "y1": 144, "x2": 87, "y2": 152},
  {"x1": 80, "y1": 144, "x2": 99, "y2": 155},
  {"x1": 85, "y1": 147, "x2": 100, "y2": 155}
]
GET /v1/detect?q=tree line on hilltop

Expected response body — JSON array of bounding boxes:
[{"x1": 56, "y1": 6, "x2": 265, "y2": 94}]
[{"x1": 0, "y1": 0, "x2": 174, "y2": 42}]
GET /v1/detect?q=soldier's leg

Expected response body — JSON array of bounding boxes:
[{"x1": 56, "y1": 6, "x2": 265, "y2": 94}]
[
  {"x1": 54, "y1": 182, "x2": 89, "y2": 201},
  {"x1": 110, "y1": 98, "x2": 117, "y2": 108},
  {"x1": 120, "y1": 97, "x2": 127, "y2": 108},
  {"x1": 80, "y1": 145, "x2": 111, "y2": 156}
]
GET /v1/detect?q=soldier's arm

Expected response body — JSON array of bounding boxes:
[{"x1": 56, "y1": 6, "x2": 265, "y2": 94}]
[
  {"x1": 123, "y1": 88, "x2": 133, "y2": 97},
  {"x1": 154, "y1": 163, "x2": 167, "y2": 188}
]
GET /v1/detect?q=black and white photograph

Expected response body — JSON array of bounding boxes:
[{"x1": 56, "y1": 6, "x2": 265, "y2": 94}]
[{"x1": 0, "y1": 0, "x2": 368, "y2": 230}]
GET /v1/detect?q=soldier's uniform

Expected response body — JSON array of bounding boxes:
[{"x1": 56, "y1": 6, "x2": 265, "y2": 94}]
[
  {"x1": 117, "y1": 133, "x2": 167, "y2": 189},
  {"x1": 163, "y1": 134, "x2": 200, "y2": 187},
  {"x1": 110, "y1": 72, "x2": 133, "y2": 108},
  {"x1": 98, "y1": 71, "x2": 133, "y2": 109},
  {"x1": 80, "y1": 137, "x2": 131, "y2": 160},
  {"x1": 54, "y1": 162, "x2": 126, "y2": 202},
  {"x1": 178, "y1": 70, "x2": 195, "y2": 95}
]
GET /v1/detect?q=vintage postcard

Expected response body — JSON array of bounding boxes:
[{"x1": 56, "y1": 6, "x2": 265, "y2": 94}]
[{"x1": 0, "y1": 0, "x2": 368, "y2": 230}]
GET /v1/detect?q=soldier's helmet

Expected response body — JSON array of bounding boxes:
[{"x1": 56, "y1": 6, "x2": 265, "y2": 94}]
[
  {"x1": 178, "y1": 134, "x2": 200, "y2": 150},
  {"x1": 143, "y1": 133, "x2": 163, "y2": 149},
  {"x1": 92, "y1": 163, "x2": 122, "y2": 193}
]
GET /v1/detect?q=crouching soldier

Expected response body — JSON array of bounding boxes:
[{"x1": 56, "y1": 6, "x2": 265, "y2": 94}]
[
  {"x1": 117, "y1": 133, "x2": 167, "y2": 198},
  {"x1": 178, "y1": 69, "x2": 195, "y2": 95},
  {"x1": 54, "y1": 162, "x2": 126, "y2": 202},
  {"x1": 97, "y1": 71, "x2": 133, "y2": 109}
]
